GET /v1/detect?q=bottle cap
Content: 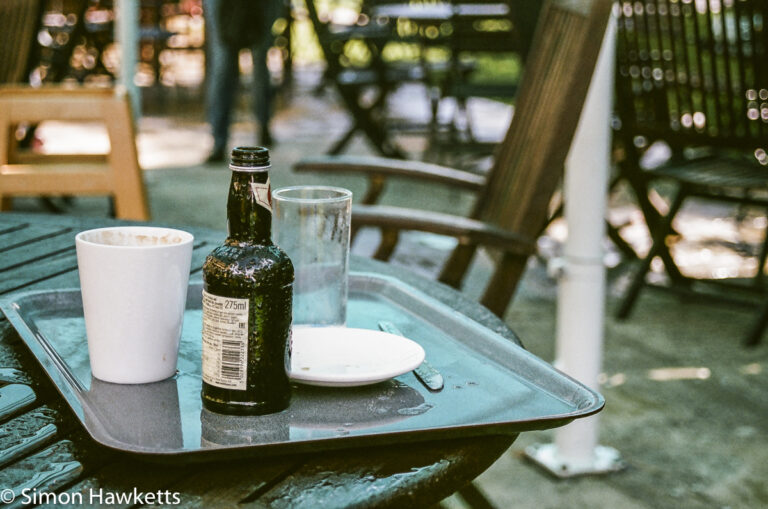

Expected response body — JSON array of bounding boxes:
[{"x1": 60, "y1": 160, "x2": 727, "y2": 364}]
[{"x1": 229, "y1": 146, "x2": 270, "y2": 171}]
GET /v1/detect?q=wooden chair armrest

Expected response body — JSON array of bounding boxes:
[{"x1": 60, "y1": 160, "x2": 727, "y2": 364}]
[
  {"x1": 294, "y1": 155, "x2": 486, "y2": 191},
  {"x1": 11, "y1": 153, "x2": 108, "y2": 164},
  {"x1": 352, "y1": 205, "x2": 533, "y2": 255}
]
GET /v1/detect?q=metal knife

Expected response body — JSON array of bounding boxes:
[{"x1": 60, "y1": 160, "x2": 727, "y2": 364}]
[{"x1": 377, "y1": 320, "x2": 444, "y2": 392}]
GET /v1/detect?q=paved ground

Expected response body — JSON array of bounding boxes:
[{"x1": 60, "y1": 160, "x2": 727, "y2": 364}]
[{"x1": 8, "y1": 76, "x2": 768, "y2": 509}]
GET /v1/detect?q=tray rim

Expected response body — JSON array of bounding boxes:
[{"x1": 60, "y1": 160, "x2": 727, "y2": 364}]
[{"x1": 0, "y1": 272, "x2": 605, "y2": 461}]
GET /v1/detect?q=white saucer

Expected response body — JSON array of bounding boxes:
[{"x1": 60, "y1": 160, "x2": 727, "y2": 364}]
[{"x1": 289, "y1": 326, "x2": 425, "y2": 387}]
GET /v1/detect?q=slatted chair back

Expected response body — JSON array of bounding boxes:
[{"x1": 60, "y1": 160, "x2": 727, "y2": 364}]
[
  {"x1": 296, "y1": 0, "x2": 614, "y2": 316},
  {"x1": 613, "y1": 0, "x2": 768, "y2": 340},
  {"x1": 480, "y1": 0, "x2": 613, "y2": 235},
  {"x1": 435, "y1": 0, "x2": 613, "y2": 312},
  {"x1": 615, "y1": 0, "x2": 768, "y2": 158},
  {"x1": 0, "y1": 0, "x2": 42, "y2": 84}
]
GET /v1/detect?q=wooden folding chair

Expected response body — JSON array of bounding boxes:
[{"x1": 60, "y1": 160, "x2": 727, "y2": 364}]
[
  {"x1": 295, "y1": 0, "x2": 614, "y2": 319},
  {"x1": 0, "y1": 87, "x2": 150, "y2": 221},
  {"x1": 304, "y1": 0, "x2": 413, "y2": 158},
  {"x1": 612, "y1": 0, "x2": 768, "y2": 345},
  {"x1": 437, "y1": 0, "x2": 543, "y2": 145}
]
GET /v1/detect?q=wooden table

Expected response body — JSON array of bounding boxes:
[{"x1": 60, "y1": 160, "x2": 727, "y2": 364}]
[
  {"x1": 0, "y1": 212, "x2": 519, "y2": 508},
  {"x1": 371, "y1": 3, "x2": 511, "y2": 22}
]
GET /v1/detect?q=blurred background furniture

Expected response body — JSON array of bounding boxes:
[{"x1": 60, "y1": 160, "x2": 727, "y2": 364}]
[
  {"x1": 304, "y1": 0, "x2": 427, "y2": 158},
  {"x1": 296, "y1": 0, "x2": 614, "y2": 319},
  {"x1": 0, "y1": 87, "x2": 150, "y2": 221},
  {"x1": 434, "y1": 0, "x2": 542, "y2": 150},
  {"x1": 613, "y1": 0, "x2": 768, "y2": 345},
  {"x1": 306, "y1": 0, "x2": 543, "y2": 161},
  {"x1": 0, "y1": 0, "x2": 43, "y2": 85},
  {"x1": 0, "y1": 0, "x2": 161, "y2": 221}
]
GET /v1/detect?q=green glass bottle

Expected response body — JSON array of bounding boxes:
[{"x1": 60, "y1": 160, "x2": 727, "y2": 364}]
[{"x1": 201, "y1": 146, "x2": 293, "y2": 415}]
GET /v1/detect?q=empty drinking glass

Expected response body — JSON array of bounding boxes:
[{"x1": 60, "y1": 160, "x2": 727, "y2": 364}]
[{"x1": 272, "y1": 186, "x2": 352, "y2": 327}]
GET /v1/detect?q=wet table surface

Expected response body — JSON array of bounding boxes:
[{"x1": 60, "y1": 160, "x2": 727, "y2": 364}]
[{"x1": 0, "y1": 212, "x2": 519, "y2": 508}]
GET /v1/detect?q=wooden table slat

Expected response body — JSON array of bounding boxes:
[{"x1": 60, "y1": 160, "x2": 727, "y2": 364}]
[
  {"x1": 2, "y1": 440, "x2": 84, "y2": 509},
  {"x1": 50, "y1": 460, "x2": 196, "y2": 509},
  {"x1": 0, "y1": 241, "x2": 214, "y2": 296},
  {"x1": 0, "y1": 367, "x2": 31, "y2": 386},
  {"x1": 0, "y1": 250, "x2": 79, "y2": 295},
  {"x1": 0, "y1": 224, "x2": 72, "y2": 253},
  {"x1": 0, "y1": 231, "x2": 77, "y2": 272},
  {"x1": 0, "y1": 325, "x2": 52, "y2": 389},
  {"x1": 0, "y1": 406, "x2": 59, "y2": 469},
  {"x1": 258, "y1": 435, "x2": 515, "y2": 509},
  {"x1": 157, "y1": 458, "x2": 300, "y2": 509},
  {"x1": 0, "y1": 384, "x2": 36, "y2": 422},
  {"x1": 0, "y1": 222, "x2": 29, "y2": 237},
  {"x1": 189, "y1": 242, "x2": 213, "y2": 274}
]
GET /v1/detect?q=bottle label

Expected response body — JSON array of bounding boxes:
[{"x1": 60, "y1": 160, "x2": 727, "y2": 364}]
[
  {"x1": 250, "y1": 176, "x2": 272, "y2": 213},
  {"x1": 202, "y1": 290, "x2": 249, "y2": 390}
]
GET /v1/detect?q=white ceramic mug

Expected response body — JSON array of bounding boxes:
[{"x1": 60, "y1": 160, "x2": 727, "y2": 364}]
[{"x1": 76, "y1": 226, "x2": 194, "y2": 384}]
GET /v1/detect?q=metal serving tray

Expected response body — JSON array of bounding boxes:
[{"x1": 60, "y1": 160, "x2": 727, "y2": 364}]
[{"x1": 0, "y1": 272, "x2": 603, "y2": 462}]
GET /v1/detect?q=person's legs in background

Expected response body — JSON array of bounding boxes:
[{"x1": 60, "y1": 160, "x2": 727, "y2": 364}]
[
  {"x1": 251, "y1": 36, "x2": 272, "y2": 147},
  {"x1": 204, "y1": 0, "x2": 239, "y2": 162},
  {"x1": 251, "y1": 0, "x2": 281, "y2": 147}
]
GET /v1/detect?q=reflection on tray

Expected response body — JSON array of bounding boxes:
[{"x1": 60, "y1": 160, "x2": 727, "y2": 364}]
[
  {"x1": 85, "y1": 376, "x2": 183, "y2": 449},
  {"x1": 201, "y1": 380, "x2": 429, "y2": 447}
]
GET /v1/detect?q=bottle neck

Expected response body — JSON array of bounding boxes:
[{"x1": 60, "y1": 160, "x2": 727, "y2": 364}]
[{"x1": 226, "y1": 169, "x2": 272, "y2": 244}]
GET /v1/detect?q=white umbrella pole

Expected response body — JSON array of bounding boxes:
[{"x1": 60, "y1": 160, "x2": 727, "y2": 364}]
[
  {"x1": 115, "y1": 0, "x2": 141, "y2": 117},
  {"x1": 525, "y1": 12, "x2": 624, "y2": 477}
]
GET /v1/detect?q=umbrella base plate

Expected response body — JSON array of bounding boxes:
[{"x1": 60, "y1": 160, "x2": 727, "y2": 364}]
[{"x1": 524, "y1": 443, "x2": 626, "y2": 478}]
